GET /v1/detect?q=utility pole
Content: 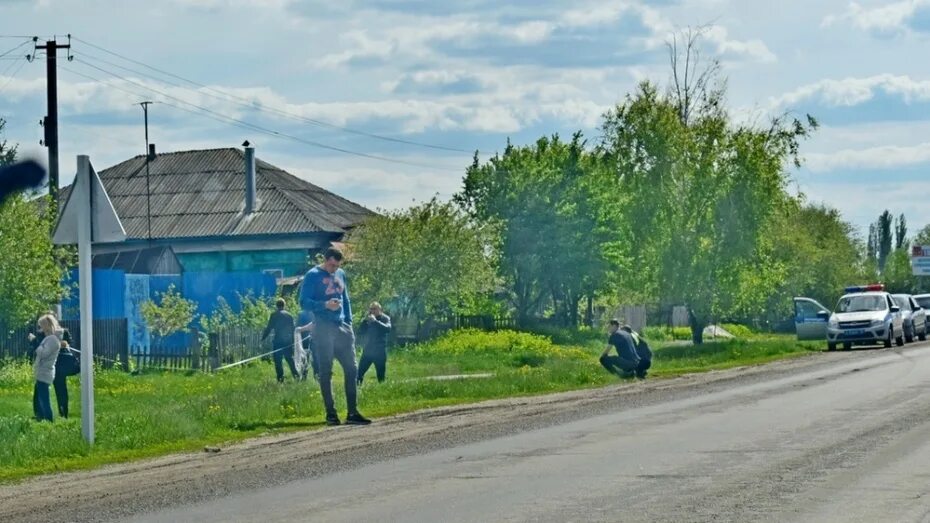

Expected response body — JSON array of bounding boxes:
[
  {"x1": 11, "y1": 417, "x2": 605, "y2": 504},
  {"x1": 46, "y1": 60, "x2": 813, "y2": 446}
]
[
  {"x1": 35, "y1": 36, "x2": 71, "y2": 211},
  {"x1": 140, "y1": 101, "x2": 153, "y2": 240}
]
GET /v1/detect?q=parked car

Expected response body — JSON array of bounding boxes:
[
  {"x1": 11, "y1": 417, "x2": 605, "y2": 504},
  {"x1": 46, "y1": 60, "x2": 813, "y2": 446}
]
[
  {"x1": 892, "y1": 294, "x2": 927, "y2": 343},
  {"x1": 795, "y1": 285, "x2": 905, "y2": 350}
]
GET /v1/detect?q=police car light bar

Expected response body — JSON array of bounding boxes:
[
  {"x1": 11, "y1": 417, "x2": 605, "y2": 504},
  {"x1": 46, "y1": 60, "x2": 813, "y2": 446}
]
[{"x1": 844, "y1": 284, "x2": 885, "y2": 293}]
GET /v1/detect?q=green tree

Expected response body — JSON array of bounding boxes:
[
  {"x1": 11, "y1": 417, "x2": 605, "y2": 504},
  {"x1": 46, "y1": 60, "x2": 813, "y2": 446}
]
[
  {"x1": 895, "y1": 213, "x2": 908, "y2": 250},
  {"x1": 345, "y1": 198, "x2": 496, "y2": 319},
  {"x1": 765, "y1": 203, "x2": 867, "y2": 322},
  {"x1": 597, "y1": 72, "x2": 814, "y2": 342},
  {"x1": 883, "y1": 249, "x2": 916, "y2": 294},
  {"x1": 0, "y1": 119, "x2": 64, "y2": 326},
  {"x1": 140, "y1": 285, "x2": 196, "y2": 338},
  {"x1": 875, "y1": 210, "x2": 893, "y2": 272},
  {"x1": 456, "y1": 134, "x2": 619, "y2": 327}
]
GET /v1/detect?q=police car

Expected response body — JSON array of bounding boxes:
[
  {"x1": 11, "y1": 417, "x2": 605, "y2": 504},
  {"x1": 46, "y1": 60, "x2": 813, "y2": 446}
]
[{"x1": 794, "y1": 285, "x2": 905, "y2": 351}]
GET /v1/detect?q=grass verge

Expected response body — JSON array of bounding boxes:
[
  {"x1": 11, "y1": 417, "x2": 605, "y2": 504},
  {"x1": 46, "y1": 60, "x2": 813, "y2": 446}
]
[{"x1": 0, "y1": 329, "x2": 820, "y2": 483}]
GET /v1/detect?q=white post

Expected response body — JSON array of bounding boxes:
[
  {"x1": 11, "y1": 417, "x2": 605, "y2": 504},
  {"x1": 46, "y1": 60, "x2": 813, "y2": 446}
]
[{"x1": 77, "y1": 155, "x2": 95, "y2": 444}]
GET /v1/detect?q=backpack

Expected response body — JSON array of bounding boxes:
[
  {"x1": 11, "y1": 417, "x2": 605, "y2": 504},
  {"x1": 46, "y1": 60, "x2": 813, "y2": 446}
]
[{"x1": 56, "y1": 347, "x2": 81, "y2": 377}]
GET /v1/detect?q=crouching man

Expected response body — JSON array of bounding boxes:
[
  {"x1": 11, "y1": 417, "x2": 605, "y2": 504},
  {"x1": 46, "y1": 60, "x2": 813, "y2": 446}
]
[
  {"x1": 621, "y1": 325, "x2": 653, "y2": 379},
  {"x1": 600, "y1": 319, "x2": 640, "y2": 378}
]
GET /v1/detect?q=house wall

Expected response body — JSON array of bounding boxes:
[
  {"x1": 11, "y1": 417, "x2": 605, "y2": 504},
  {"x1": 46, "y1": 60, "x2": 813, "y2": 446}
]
[{"x1": 176, "y1": 248, "x2": 310, "y2": 276}]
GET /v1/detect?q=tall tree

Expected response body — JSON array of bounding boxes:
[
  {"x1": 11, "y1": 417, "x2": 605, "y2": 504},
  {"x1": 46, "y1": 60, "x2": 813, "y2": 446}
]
[
  {"x1": 876, "y1": 210, "x2": 893, "y2": 272},
  {"x1": 597, "y1": 31, "x2": 815, "y2": 343},
  {"x1": 456, "y1": 134, "x2": 618, "y2": 327},
  {"x1": 895, "y1": 213, "x2": 908, "y2": 250},
  {"x1": 867, "y1": 223, "x2": 877, "y2": 261},
  {"x1": 765, "y1": 202, "x2": 867, "y2": 323},
  {"x1": 0, "y1": 118, "x2": 64, "y2": 326}
]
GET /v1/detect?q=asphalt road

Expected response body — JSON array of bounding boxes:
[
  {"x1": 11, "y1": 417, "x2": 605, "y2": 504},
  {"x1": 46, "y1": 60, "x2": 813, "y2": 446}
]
[{"x1": 121, "y1": 343, "x2": 930, "y2": 523}]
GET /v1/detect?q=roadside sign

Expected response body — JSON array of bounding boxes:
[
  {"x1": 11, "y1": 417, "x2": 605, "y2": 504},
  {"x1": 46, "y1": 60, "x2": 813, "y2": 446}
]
[
  {"x1": 911, "y1": 246, "x2": 930, "y2": 276},
  {"x1": 51, "y1": 156, "x2": 126, "y2": 444}
]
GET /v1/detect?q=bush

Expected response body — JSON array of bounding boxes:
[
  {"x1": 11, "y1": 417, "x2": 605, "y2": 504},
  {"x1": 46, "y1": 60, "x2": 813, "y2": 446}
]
[
  {"x1": 413, "y1": 329, "x2": 588, "y2": 361},
  {"x1": 642, "y1": 326, "x2": 692, "y2": 341}
]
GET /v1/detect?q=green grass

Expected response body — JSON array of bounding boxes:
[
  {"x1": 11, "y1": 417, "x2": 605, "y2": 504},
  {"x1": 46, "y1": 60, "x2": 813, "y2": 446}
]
[{"x1": 0, "y1": 329, "x2": 821, "y2": 483}]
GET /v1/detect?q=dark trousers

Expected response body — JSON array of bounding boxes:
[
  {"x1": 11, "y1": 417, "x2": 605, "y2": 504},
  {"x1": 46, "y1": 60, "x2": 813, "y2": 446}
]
[
  {"x1": 33, "y1": 381, "x2": 53, "y2": 422},
  {"x1": 637, "y1": 358, "x2": 652, "y2": 378},
  {"x1": 599, "y1": 355, "x2": 638, "y2": 376},
  {"x1": 303, "y1": 338, "x2": 320, "y2": 379},
  {"x1": 273, "y1": 343, "x2": 299, "y2": 382},
  {"x1": 53, "y1": 373, "x2": 68, "y2": 418},
  {"x1": 314, "y1": 322, "x2": 359, "y2": 416},
  {"x1": 358, "y1": 348, "x2": 386, "y2": 384}
]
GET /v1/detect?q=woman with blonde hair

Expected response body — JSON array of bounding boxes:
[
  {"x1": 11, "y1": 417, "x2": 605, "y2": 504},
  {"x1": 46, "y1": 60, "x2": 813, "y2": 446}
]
[{"x1": 33, "y1": 314, "x2": 62, "y2": 422}]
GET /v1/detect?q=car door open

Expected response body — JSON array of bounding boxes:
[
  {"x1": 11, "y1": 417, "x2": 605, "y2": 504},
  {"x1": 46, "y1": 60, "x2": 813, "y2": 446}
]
[{"x1": 794, "y1": 297, "x2": 830, "y2": 341}]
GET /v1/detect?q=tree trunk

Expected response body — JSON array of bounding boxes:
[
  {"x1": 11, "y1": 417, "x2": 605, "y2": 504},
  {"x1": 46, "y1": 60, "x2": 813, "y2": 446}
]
[
  {"x1": 568, "y1": 295, "x2": 580, "y2": 328},
  {"x1": 689, "y1": 309, "x2": 705, "y2": 345},
  {"x1": 585, "y1": 295, "x2": 594, "y2": 327}
]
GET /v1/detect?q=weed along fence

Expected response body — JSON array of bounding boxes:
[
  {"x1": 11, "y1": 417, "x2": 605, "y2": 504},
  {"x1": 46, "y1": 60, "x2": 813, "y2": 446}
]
[
  {"x1": 393, "y1": 314, "x2": 517, "y2": 344},
  {"x1": 132, "y1": 326, "x2": 265, "y2": 372},
  {"x1": 2, "y1": 314, "x2": 515, "y2": 372},
  {"x1": 0, "y1": 319, "x2": 129, "y2": 369}
]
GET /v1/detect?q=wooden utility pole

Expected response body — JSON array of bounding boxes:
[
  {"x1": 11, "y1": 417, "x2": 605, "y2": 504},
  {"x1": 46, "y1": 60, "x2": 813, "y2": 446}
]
[{"x1": 36, "y1": 36, "x2": 71, "y2": 210}]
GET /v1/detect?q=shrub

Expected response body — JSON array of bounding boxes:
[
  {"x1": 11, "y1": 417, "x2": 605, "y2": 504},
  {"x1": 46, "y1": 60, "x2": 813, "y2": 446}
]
[{"x1": 413, "y1": 329, "x2": 588, "y2": 361}]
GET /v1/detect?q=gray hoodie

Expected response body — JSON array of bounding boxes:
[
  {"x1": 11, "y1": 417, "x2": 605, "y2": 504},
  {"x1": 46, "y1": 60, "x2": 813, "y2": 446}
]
[{"x1": 34, "y1": 333, "x2": 61, "y2": 384}]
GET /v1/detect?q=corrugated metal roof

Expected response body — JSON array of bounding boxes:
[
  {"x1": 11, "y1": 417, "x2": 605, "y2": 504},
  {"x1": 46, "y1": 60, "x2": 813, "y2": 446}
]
[{"x1": 60, "y1": 148, "x2": 375, "y2": 241}]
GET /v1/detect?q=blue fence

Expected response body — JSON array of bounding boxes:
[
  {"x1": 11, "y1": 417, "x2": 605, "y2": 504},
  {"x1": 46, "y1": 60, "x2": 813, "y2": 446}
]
[
  {"x1": 62, "y1": 269, "x2": 127, "y2": 320},
  {"x1": 61, "y1": 269, "x2": 278, "y2": 355}
]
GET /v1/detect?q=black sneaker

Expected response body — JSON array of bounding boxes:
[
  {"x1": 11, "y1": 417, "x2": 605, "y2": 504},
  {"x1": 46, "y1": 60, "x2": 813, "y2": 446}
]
[
  {"x1": 325, "y1": 413, "x2": 341, "y2": 426},
  {"x1": 345, "y1": 412, "x2": 372, "y2": 425}
]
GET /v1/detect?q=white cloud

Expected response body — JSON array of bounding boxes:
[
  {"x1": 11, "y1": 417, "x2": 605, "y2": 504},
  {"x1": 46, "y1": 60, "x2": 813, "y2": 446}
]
[
  {"x1": 798, "y1": 178, "x2": 930, "y2": 232},
  {"x1": 702, "y1": 25, "x2": 778, "y2": 63},
  {"x1": 821, "y1": 0, "x2": 930, "y2": 36},
  {"x1": 805, "y1": 141, "x2": 930, "y2": 172},
  {"x1": 770, "y1": 74, "x2": 930, "y2": 109},
  {"x1": 318, "y1": 2, "x2": 776, "y2": 70}
]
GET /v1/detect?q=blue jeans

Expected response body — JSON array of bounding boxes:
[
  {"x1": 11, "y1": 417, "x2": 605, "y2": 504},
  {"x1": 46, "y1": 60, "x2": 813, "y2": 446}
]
[{"x1": 33, "y1": 381, "x2": 53, "y2": 422}]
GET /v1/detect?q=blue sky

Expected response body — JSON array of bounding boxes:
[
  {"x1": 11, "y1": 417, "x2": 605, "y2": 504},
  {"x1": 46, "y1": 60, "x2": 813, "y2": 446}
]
[{"x1": 1, "y1": 0, "x2": 929, "y2": 238}]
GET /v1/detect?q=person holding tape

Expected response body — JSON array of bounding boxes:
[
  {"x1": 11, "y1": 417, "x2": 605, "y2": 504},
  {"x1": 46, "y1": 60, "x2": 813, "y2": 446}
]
[
  {"x1": 262, "y1": 298, "x2": 300, "y2": 383},
  {"x1": 299, "y1": 247, "x2": 371, "y2": 426}
]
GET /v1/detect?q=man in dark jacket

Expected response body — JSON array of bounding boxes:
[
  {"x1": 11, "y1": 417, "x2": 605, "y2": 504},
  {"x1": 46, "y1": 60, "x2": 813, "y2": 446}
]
[
  {"x1": 622, "y1": 325, "x2": 653, "y2": 379},
  {"x1": 262, "y1": 298, "x2": 299, "y2": 383},
  {"x1": 357, "y1": 302, "x2": 391, "y2": 385},
  {"x1": 600, "y1": 319, "x2": 640, "y2": 378}
]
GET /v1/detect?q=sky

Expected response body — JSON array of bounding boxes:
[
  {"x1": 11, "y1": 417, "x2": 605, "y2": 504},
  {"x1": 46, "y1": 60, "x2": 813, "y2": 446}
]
[{"x1": 1, "y1": 0, "x2": 929, "y2": 237}]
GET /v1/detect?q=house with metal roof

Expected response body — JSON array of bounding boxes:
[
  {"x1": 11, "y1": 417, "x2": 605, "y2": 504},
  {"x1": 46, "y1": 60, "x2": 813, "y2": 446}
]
[{"x1": 61, "y1": 144, "x2": 375, "y2": 277}]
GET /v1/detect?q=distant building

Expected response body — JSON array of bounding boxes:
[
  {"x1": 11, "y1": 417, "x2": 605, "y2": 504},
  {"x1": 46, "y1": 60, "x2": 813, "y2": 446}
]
[{"x1": 60, "y1": 145, "x2": 375, "y2": 277}]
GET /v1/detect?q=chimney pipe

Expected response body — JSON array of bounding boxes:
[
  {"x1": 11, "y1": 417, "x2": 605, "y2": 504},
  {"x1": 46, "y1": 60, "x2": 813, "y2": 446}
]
[
  {"x1": 147, "y1": 143, "x2": 156, "y2": 160},
  {"x1": 244, "y1": 142, "x2": 256, "y2": 214}
]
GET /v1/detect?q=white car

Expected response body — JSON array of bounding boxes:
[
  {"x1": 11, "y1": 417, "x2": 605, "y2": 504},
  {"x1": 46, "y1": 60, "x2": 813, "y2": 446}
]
[
  {"x1": 892, "y1": 294, "x2": 927, "y2": 343},
  {"x1": 795, "y1": 285, "x2": 905, "y2": 350}
]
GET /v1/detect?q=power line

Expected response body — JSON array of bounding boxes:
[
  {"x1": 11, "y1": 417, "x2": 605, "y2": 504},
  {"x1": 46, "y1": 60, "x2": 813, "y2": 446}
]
[
  {"x1": 0, "y1": 58, "x2": 28, "y2": 97},
  {"x1": 71, "y1": 36, "x2": 468, "y2": 153},
  {"x1": 62, "y1": 62, "x2": 462, "y2": 172},
  {"x1": 0, "y1": 39, "x2": 31, "y2": 60}
]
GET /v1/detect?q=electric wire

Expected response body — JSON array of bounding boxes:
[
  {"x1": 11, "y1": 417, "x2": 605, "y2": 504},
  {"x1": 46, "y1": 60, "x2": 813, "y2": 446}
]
[{"x1": 71, "y1": 36, "x2": 468, "y2": 153}]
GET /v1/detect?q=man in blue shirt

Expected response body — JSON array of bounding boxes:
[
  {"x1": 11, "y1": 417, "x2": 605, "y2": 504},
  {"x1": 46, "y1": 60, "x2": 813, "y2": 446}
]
[{"x1": 299, "y1": 247, "x2": 371, "y2": 426}]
